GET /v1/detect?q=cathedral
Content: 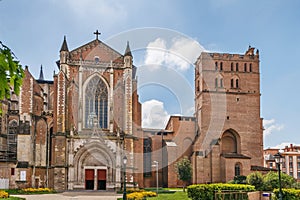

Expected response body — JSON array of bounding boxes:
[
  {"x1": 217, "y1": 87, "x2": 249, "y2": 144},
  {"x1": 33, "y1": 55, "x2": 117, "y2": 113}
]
[{"x1": 0, "y1": 32, "x2": 264, "y2": 190}]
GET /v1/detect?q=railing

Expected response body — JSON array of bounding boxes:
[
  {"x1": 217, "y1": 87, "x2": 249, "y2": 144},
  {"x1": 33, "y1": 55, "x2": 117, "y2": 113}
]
[{"x1": 214, "y1": 190, "x2": 248, "y2": 200}]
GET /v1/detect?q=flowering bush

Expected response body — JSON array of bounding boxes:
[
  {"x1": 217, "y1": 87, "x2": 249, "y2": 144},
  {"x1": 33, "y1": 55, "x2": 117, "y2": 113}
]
[
  {"x1": 273, "y1": 188, "x2": 300, "y2": 200},
  {"x1": 0, "y1": 190, "x2": 9, "y2": 198},
  {"x1": 127, "y1": 191, "x2": 157, "y2": 200},
  {"x1": 22, "y1": 187, "x2": 54, "y2": 194}
]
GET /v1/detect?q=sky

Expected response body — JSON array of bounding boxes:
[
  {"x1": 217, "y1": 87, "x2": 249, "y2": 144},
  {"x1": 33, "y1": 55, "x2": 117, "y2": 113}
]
[{"x1": 0, "y1": 0, "x2": 299, "y2": 149}]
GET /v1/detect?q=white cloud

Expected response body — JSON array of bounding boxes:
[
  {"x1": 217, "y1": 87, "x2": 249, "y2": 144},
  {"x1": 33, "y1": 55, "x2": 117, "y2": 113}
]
[
  {"x1": 144, "y1": 37, "x2": 204, "y2": 71},
  {"x1": 263, "y1": 119, "x2": 284, "y2": 137},
  {"x1": 272, "y1": 142, "x2": 300, "y2": 149},
  {"x1": 142, "y1": 99, "x2": 169, "y2": 129}
]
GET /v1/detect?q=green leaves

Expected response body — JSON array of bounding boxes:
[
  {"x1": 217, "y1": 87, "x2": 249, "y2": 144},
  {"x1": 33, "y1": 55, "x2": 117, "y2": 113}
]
[
  {"x1": 175, "y1": 156, "x2": 192, "y2": 182},
  {"x1": 0, "y1": 41, "x2": 24, "y2": 101}
]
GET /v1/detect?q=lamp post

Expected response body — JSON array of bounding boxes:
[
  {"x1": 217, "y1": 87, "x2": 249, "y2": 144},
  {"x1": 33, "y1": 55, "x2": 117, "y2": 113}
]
[
  {"x1": 274, "y1": 152, "x2": 283, "y2": 200},
  {"x1": 152, "y1": 161, "x2": 159, "y2": 196},
  {"x1": 123, "y1": 155, "x2": 127, "y2": 200}
]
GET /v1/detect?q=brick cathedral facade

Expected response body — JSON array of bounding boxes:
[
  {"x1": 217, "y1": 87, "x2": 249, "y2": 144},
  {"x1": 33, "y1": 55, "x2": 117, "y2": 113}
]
[{"x1": 0, "y1": 34, "x2": 264, "y2": 190}]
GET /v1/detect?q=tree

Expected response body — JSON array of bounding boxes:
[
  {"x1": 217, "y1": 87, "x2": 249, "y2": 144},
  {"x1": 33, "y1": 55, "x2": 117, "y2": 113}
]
[
  {"x1": 263, "y1": 171, "x2": 295, "y2": 191},
  {"x1": 175, "y1": 156, "x2": 192, "y2": 192},
  {"x1": 247, "y1": 172, "x2": 264, "y2": 190},
  {"x1": 0, "y1": 41, "x2": 24, "y2": 112}
]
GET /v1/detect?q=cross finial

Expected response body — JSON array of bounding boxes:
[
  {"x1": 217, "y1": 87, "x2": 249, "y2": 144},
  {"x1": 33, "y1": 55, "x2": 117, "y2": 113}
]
[{"x1": 93, "y1": 30, "x2": 101, "y2": 40}]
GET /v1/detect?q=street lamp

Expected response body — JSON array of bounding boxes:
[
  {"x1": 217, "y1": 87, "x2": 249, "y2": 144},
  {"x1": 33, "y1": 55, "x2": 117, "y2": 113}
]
[
  {"x1": 123, "y1": 155, "x2": 128, "y2": 200},
  {"x1": 152, "y1": 161, "x2": 159, "y2": 196},
  {"x1": 274, "y1": 152, "x2": 283, "y2": 200}
]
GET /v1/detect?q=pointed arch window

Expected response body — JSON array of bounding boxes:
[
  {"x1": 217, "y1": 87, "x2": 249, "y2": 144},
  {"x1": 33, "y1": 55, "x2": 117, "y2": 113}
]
[
  {"x1": 220, "y1": 78, "x2": 224, "y2": 88},
  {"x1": 143, "y1": 137, "x2": 152, "y2": 177},
  {"x1": 235, "y1": 163, "x2": 242, "y2": 176},
  {"x1": 236, "y1": 79, "x2": 239, "y2": 88},
  {"x1": 85, "y1": 76, "x2": 108, "y2": 129}
]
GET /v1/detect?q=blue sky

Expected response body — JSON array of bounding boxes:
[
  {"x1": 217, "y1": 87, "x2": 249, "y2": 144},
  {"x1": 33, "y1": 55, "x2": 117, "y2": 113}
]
[{"x1": 0, "y1": 0, "x2": 299, "y2": 148}]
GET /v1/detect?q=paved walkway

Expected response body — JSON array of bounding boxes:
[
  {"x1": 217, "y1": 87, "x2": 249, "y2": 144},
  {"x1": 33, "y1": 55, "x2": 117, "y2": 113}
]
[{"x1": 12, "y1": 191, "x2": 123, "y2": 200}]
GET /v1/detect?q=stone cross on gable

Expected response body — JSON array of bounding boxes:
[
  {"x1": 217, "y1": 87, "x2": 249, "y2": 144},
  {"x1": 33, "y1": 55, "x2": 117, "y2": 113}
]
[{"x1": 94, "y1": 30, "x2": 101, "y2": 40}]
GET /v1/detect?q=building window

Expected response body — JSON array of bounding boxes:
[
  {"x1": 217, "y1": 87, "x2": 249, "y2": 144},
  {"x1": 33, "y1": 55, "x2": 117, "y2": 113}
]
[
  {"x1": 244, "y1": 63, "x2": 247, "y2": 72},
  {"x1": 297, "y1": 162, "x2": 300, "y2": 169},
  {"x1": 231, "y1": 63, "x2": 234, "y2": 71},
  {"x1": 298, "y1": 171, "x2": 300, "y2": 179},
  {"x1": 220, "y1": 78, "x2": 223, "y2": 88},
  {"x1": 215, "y1": 78, "x2": 218, "y2": 88},
  {"x1": 235, "y1": 163, "x2": 241, "y2": 176},
  {"x1": 249, "y1": 63, "x2": 252, "y2": 72},
  {"x1": 8, "y1": 120, "x2": 18, "y2": 161},
  {"x1": 220, "y1": 62, "x2": 223, "y2": 71},
  {"x1": 236, "y1": 79, "x2": 239, "y2": 88},
  {"x1": 85, "y1": 76, "x2": 108, "y2": 129},
  {"x1": 94, "y1": 56, "x2": 100, "y2": 63},
  {"x1": 231, "y1": 79, "x2": 234, "y2": 88},
  {"x1": 11, "y1": 168, "x2": 15, "y2": 176},
  {"x1": 289, "y1": 162, "x2": 293, "y2": 169},
  {"x1": 215, "y1": 62, "x2": 218, "y2": 71},
  {"x1": 236, "y1": 63, "x2": 239, "y2": 71},
  {"x1": 269, "y1": 162, "x2": 273, "y2": 168},
  {"x1": 143, "y1": 138, "x2": 152, "y2": 177},
  {"x1": 290, "y1": 172, "x2": 293, "y2": 177}
]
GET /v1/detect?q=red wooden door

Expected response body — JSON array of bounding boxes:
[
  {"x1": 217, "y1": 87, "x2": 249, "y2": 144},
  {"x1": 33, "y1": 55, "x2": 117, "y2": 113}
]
[
  {"x1": 97, "y1": 169, "x2": 106, "y2": 180},
  {"x1": 97, "y1": 169, "x2": 106, "y2": 190},
  {"x1": 85, "y1": 169, "x2": 94, "y2": 180},
  {"x1": 85, "y1": 169, "x2": 94, "y2": 190}
]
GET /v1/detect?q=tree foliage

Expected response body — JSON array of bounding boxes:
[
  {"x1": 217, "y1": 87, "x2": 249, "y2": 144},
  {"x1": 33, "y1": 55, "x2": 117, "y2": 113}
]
[
  {"x1": 0, "y1": 41, "x2": 24, "y2": 103},
  {"x1": 263, "y1": 171, "x2": 295, "y2": 191},
  {"x1": 175, "y1": 156, "x2": 192, "y2": 191},
  {"x1": 246, "y1": 171, "x2": 296, "y2": 191},
  {"x1": 246, "y1": 171, "x2": 264, "y2": 190}
]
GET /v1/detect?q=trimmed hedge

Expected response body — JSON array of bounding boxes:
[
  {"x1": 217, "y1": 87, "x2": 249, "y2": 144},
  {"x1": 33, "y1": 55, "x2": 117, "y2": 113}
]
[
  {"x1": 187, "y1": 183, "x2": 255, "y2": 200},
  {"x1": 273, "y1": 188, "x2": 300, "y2": 200},
  {"x1": 127, "y1": 191, "x2": 157, "y2": 200}
]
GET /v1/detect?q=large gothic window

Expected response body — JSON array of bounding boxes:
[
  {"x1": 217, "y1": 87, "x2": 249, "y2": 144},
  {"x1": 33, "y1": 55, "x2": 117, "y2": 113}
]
[
  {"x1": 8, "y1": 120, "x2": 18, "y2": 161},
  {"x1": 85, "y1": 76, "x2": 108, "y2": 129},
  {"x1": 143, "y1": 137, "x2": 152, "y2": 177}
]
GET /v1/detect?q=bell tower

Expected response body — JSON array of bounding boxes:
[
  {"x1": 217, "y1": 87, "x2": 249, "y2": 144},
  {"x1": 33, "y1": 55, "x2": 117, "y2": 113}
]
[{"x1": 192, "y1": 46, "x2": 263, "y2": 183}]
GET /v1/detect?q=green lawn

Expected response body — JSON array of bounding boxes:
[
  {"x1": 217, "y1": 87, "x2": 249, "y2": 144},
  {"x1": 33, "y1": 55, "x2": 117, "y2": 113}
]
[
  {"x1": 147, "y1": 191, "x2": 190, "y2": 200},
  {"x1": 5, "y1": 197, "x2": 25, "y2": 200}
]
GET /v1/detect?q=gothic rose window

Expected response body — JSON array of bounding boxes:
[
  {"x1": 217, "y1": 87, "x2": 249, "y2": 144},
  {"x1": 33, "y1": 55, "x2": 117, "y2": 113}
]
[{"x1": 85, "y1": 76, "x2": 108, "y2": 129}]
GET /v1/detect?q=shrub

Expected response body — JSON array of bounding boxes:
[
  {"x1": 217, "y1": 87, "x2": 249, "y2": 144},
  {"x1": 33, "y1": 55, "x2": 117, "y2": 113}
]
[
  {"x1": 21, "y1": 188, "x2": 54, "y2": 194},
  {"x1": 234, "y1": 175, "x2": 247, "y2": 184},
  {"x1": 246, "y1": 172, "x2": 264, "y2": 190},
  {"x1": 0, "y1": 190, "x2": 8, "y2": 198},
  {"x1": 127, "y1": 191, "x2": 157, "y2": 200},
  {"x1": 187, "y1": 183, "x2": 255, "y2": 200},
  {"x1": 263, "y1": 171, "x2": 295, "y2": 191},
  {"x1": 272, "y1": 188, "x2": 300, "y2": 200}
]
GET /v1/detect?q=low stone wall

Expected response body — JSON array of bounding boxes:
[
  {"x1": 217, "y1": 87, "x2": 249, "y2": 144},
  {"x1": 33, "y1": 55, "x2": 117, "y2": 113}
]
[{"x1": 248, "y1": 191, "x2": 271, "y2": 200}]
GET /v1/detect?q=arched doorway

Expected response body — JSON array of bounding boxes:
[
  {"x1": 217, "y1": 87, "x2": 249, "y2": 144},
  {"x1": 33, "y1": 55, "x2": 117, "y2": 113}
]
[{"x1": 73, "y1": 141, "x2": 116, "y2": 190}]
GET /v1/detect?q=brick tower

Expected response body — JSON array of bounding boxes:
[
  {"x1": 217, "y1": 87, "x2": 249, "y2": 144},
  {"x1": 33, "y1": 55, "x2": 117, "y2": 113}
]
[{"x1": 192, "y1": 46, "x2": 263, "y2": 183}]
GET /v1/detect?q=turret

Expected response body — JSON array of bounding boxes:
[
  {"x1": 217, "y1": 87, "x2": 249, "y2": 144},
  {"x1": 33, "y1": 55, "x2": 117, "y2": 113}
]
[
  {"x1": 39, "y1": 65, "x2": 44, "y2": 80},
  {"x1": 60, "y1": 36, "x2": 69, "y2": 64},
  {"x1": 124, "y1": 41, "x2": 132, "y2": 68}
]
